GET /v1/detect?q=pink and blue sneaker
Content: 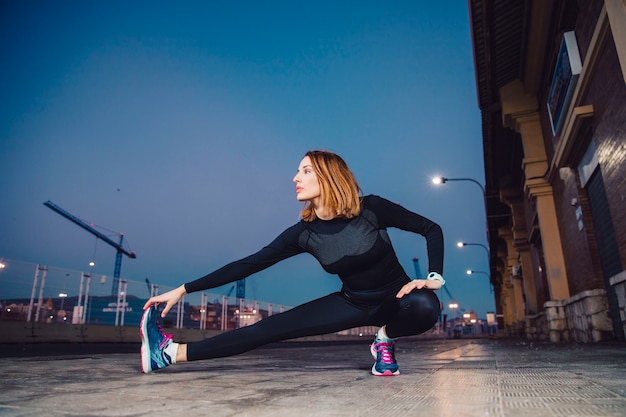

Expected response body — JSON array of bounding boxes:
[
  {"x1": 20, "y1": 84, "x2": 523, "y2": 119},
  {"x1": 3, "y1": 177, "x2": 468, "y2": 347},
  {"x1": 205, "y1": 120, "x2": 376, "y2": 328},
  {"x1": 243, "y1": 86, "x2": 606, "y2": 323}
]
[
  {"x1": 140, "y1": 306, "x2": 174, "y2": 373},
  {"x1": 370, "y1": 335, "x2": 400, "y2": 376}
]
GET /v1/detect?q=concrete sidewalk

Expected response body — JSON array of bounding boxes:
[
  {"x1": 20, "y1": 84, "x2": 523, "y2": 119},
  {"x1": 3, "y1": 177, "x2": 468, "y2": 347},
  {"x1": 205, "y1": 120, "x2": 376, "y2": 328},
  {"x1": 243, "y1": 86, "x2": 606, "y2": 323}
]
[{"x1": 1, "y1": 337, "x2": 626, "y2": 416}]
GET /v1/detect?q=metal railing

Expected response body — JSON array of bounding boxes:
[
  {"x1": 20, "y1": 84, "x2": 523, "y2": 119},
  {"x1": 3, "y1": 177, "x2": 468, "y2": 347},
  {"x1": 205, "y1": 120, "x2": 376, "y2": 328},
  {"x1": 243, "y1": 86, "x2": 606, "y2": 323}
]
[
  {"x1": 0, "y1": 257, "x2": 382, "y2": 337},
  {"x1": 0, "y1": 258, "x2": 292, "y2": 331}
]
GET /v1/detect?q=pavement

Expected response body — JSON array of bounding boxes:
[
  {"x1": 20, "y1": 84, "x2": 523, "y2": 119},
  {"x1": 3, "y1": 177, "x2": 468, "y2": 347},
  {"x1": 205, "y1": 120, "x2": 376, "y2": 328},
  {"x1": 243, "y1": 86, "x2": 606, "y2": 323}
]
[{"x1": 1, "y1": 337, "x2": 626, "y2": 417}]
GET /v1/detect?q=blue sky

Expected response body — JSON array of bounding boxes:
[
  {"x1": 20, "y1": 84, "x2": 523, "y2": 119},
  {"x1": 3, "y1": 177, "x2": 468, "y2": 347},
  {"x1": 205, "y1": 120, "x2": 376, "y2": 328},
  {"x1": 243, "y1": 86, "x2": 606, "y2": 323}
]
[{"x1": 0, "y1": 1, "x2": 494, "y2": 318}]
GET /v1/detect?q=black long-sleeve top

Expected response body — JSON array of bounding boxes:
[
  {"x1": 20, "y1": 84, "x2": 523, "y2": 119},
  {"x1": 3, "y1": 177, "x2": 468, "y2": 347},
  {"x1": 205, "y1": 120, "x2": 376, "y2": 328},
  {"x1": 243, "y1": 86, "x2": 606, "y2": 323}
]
[{"x1": 185, "y1": 195, "x2": 444, "y2": 301}]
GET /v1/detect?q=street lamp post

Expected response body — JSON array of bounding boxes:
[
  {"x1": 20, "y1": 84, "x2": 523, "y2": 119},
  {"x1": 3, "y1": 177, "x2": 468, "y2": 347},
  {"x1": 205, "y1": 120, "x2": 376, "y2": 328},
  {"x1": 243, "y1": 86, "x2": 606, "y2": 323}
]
[
  {"x1": 448, "y1": 302, "x2": 460, "y2": 337},
  {"x1": 456, "y1": 242, "x2": 491, "y2": 282},
  {"x1": 448, "y1": 302, "x2": 460, "y2": 323},
  {"x1": 466, "y1": 269, "x2": 489, "y2": 277},
  {"x1": 432, "y1": 175, "x2": 491, "y2": 268},
  {"x1": 432, "y1": 176, "x2": 485, "y2": 195},
  {"x1": 459, "y1": 241, "x2": 492, "y2": 291},
  {"x1": 457, "y1": 241, "x2": 490, "y2": 259},
  {"x1": 59, "y1": 293, "x2": 68, "y2": 311},
  {"x1": 466, "y1": 269, "x2": 491, "y2": 293}
]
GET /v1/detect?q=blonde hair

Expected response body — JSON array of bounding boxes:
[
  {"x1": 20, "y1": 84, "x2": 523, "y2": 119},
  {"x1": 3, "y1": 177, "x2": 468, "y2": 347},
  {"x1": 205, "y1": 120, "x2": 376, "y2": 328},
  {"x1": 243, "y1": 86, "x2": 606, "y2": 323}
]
[{"x1": 300, "y1": 150, "x2": 362, "y2": 222}]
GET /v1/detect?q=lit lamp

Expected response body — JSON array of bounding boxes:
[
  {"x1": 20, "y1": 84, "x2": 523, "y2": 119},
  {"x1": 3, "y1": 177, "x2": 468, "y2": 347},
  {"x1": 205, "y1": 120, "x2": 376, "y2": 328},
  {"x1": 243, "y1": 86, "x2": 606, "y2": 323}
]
[
  {"x1": 448, "y1": 302, "x2": 460, "y2": 331},
  {"x1": 431, "y1": 176, "x2": 486, "y2": 195},
  {"x1": 457, "y1": 241, "x2": 490, "y2": 258},
  {"x1": 459, "y1": 242, "x2": 492, "y2": 292},
  {"x1": 59, "y1": 293, "x2": 68, "y2": 311},
  {"x1": 466, "y1": 270, "x2": 490, "y2": 293},
  {"x1": 466, "y1": 269, "x2": 489, "y2": 278},
  {"x1": 448, "y1": 302, "x2": 459, "y2": 318}
]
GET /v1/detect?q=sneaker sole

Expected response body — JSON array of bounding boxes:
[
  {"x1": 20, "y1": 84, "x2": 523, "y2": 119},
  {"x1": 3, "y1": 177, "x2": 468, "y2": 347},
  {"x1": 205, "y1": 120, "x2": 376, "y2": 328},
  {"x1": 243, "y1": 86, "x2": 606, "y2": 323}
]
[
  {"x1": 139, "y1": 307, "x2": 152, "y2": 374},
  {"x1": 371, "y1": 364, "x2": 400, "y2": 376}
]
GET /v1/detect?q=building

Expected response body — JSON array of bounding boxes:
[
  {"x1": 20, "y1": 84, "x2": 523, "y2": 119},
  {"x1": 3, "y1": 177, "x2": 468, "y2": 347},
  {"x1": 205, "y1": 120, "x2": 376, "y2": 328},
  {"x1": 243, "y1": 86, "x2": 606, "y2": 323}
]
[{"x1": 469, "y1": 0, "x2": 626, "y2": 342}]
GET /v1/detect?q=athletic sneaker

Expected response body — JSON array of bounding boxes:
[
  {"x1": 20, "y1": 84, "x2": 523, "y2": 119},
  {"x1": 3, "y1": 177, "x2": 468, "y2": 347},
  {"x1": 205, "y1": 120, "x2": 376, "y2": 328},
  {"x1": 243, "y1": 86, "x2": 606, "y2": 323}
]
[
  {"x1": 370, "y1": 335, "x2": 400, "y2": 376},
  {"x1": 140, "y1": 306, "x2": 174, "y2": 373}
]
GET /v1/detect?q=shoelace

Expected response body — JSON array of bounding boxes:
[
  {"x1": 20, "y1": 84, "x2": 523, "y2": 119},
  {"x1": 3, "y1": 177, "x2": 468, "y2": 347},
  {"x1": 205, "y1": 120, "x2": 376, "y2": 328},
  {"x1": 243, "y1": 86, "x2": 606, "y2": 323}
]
[
  {"x1": 155, "y1": 319, "x2": 173, "y2": 349},
  {"x1": 373, "y1": 342, "x2": 395, "y2": 364}
]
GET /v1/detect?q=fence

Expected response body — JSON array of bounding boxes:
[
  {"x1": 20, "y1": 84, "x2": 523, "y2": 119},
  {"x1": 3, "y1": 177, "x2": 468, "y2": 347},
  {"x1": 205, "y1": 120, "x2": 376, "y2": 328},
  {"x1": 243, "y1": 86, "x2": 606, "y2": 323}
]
[{"x1": 0, "y1": 258, "x2": 378, "y2": 337}]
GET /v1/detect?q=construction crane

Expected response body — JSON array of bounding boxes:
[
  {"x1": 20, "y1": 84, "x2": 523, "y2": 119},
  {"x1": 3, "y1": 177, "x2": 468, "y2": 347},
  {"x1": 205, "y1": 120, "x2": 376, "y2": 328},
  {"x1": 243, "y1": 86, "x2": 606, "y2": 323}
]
[
  {"x1": 236, "y1": 279, "x2": 245, "y2": 302},
  {"x1": 44, "y1": 200, "x2": 136, "y2": 296}
]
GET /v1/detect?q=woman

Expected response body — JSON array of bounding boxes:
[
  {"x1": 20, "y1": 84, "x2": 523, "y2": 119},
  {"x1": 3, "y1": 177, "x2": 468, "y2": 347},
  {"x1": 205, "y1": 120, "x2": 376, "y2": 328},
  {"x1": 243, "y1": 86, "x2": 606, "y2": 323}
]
[{"x1": 141, "y1": 150, "x2": 444, "y2": 376}]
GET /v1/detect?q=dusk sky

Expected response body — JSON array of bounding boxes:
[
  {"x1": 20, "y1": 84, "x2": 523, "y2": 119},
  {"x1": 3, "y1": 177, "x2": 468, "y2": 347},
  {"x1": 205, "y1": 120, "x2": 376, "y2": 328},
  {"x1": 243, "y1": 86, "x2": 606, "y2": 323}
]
[{"x1": 0, "y1": 1, "x2": 494, "y2": 318}]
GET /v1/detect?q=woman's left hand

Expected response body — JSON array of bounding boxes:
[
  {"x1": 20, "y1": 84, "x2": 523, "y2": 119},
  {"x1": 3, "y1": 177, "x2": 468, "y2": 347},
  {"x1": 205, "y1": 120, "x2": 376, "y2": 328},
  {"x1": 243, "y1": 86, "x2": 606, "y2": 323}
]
[{"x1": 396, "y1": 279, "x2": 442, "y2": 298}]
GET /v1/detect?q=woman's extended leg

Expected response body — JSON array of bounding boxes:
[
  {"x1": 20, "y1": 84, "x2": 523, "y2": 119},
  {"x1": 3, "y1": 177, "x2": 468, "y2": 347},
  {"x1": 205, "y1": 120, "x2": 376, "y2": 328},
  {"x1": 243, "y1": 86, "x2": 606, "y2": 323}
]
[{"x1": 186, "y1": 292, "x2": 370, "y2": 361}]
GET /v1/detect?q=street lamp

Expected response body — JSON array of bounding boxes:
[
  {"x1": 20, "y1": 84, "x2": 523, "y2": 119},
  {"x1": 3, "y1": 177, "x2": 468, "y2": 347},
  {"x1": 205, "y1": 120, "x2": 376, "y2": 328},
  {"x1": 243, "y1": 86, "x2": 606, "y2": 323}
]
[
  {"x1": 466, "y1": 269, "x2": 489, "y2": 277},
  {"x1": 433, "y1": 176, "x2": 490, "y2": 259},
  {"x1": 459, "y1": 242, "x2": 492, "y2": 292},
  {"x1": 448, "y1": 302, "x2": 459, "y2": 318},
  {"x1": 431, "y1": 176, "x2": 485, "y2": 195},
  {"x1": 457, "y1": 241, "x2": 490, "y2": 258},
  {"x1": 448, "y1": 302, "x2": 460, "y2": 333},
  {"x1": 458, "y1": 241, "x2": 490, "y2": 264},
  {"x1": 59, "y1": 293, "x2": 68, "y2": 311},
  {"x1": 466, "y1": 269, "x2": 492, "y2": 292}
]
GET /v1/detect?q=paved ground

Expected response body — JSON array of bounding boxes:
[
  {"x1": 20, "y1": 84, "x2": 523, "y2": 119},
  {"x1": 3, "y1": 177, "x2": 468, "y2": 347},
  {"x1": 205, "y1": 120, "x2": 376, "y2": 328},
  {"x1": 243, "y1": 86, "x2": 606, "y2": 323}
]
[{"x1": 1, "y1": 337, "x2": 626, "y2": 417}]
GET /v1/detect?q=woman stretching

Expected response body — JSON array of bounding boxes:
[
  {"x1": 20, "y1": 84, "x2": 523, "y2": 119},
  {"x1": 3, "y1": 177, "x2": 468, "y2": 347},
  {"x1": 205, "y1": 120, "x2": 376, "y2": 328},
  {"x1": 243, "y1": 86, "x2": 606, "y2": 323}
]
[{"x1": 141, "y1": 149, "x2": 444, "y2": 376}]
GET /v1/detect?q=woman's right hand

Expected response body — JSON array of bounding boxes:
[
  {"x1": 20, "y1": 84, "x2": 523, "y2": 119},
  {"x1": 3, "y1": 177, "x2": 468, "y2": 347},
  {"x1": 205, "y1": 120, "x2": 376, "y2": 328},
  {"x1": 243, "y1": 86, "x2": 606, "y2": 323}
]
[{"x1": 143, "y1": 284, "x2": 187, "y2": 318}]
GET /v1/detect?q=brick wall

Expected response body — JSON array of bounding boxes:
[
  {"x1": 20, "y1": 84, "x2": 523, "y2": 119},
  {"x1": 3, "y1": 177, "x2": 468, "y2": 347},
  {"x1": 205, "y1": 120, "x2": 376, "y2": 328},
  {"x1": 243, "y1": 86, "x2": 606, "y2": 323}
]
[
  {"x1": 552, "y1": 166, "x2": 599, "y2": 295},
  {"x1": 583, "y1": 35, "x2": 626, "y2": 271}
]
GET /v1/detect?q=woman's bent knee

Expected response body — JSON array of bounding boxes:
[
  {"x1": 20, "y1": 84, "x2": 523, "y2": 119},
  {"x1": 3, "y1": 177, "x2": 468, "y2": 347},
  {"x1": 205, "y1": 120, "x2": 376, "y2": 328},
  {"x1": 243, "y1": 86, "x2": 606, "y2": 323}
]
[{"x1": 398, "y1": 290, "x2": 441, "y2": 331}]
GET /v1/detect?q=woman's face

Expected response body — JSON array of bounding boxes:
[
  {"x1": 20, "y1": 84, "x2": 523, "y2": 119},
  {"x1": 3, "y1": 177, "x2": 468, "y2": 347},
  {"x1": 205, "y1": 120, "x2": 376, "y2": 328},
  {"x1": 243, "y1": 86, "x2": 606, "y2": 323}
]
[{"x1": 293, "y1": 156, "x2": 321, "y2": 203}]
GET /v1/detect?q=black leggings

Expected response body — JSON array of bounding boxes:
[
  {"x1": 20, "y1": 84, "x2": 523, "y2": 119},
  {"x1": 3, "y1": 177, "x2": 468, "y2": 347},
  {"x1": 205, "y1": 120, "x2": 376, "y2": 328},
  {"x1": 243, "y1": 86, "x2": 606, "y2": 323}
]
[{"x1": 186, "y1": 289, "x2": 441, "y2": 361}]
